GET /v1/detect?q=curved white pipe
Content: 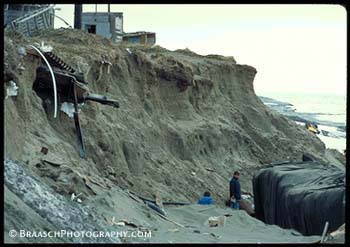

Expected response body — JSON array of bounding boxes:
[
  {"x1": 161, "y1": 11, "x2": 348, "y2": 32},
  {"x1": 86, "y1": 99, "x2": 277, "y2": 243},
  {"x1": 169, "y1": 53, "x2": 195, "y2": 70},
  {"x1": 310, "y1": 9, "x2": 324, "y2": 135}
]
[{"x1": 29, "y1": 45, "x2": 58, "y2": 118}]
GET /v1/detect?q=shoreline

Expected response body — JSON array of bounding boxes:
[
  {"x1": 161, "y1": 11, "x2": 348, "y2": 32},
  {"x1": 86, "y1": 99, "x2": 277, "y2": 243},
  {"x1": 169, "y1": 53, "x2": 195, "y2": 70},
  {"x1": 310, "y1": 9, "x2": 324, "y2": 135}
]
[{"x1": 259, "y1": 95, "x2": 346, "y2": 152}]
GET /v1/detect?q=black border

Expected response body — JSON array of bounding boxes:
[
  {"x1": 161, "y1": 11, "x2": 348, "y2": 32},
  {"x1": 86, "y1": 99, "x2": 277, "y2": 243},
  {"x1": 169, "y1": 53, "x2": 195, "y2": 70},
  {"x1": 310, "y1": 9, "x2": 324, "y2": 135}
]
[{"x1": 1, "y1": 1, "x2": 348, "y2": 246}]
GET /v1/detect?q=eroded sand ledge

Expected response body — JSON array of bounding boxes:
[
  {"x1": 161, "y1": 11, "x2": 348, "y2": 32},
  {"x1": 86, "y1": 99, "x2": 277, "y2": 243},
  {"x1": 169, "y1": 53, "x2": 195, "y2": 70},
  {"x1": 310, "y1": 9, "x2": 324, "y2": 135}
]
[{"x1": 4, "y1": 29, "x2": 345, "y2": 243}]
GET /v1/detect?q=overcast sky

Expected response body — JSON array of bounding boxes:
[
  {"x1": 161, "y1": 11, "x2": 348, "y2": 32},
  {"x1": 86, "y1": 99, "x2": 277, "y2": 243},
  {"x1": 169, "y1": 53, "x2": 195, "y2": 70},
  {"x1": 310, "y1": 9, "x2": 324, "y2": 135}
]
[{"x1": 54, "y1": 4, "x2": 347, "y2": 95}]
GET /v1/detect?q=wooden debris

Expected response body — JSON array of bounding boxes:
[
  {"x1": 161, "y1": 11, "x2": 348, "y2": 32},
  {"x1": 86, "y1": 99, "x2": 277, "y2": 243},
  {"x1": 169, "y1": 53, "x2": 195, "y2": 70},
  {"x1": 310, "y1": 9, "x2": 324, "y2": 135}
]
[
  {"x1": 127, "y1": 191, "x2": 143, "y2": 203},
  {"x1": 207, "y1": 216, "x2": 226, "y2": 227},
  {"x1": 155, "y1": 192, "x2": 165, "y2": 212},
  {"x1": 203, "y1": 232, "x2": 221, "y2": 239},
  {"x1": 152, "y1": 209, "x2": 185, "y2": 228},
  {"x1": 41, "y1": 147, "x2": 48, "y2": 155},
  {"x1": 105, "y1": 217, "x2": 138, "y2": 228},
  {"x1": 205, "y1": 167, "x2": 215, "y2": 172},
  {"x1": 167, "y1": 228, "x2": 180, "y2": 233}
]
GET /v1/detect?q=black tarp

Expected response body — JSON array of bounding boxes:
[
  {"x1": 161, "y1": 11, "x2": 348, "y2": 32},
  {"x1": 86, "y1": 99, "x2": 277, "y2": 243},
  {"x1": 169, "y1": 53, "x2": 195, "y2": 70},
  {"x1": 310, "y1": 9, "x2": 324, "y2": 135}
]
[{"x1": 253, "y1": 161, "x2": 345, "y2": 236}]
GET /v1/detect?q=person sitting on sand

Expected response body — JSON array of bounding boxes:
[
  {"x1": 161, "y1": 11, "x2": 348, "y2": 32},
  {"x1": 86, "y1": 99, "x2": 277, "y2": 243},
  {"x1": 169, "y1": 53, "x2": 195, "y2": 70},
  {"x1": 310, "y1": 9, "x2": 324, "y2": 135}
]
[
  {"x1": 198, "y1": 191, "x2": 214, "y2": 205},
  {"x1": 230, "y1": 171, "x2": 241, "y2": 209}
]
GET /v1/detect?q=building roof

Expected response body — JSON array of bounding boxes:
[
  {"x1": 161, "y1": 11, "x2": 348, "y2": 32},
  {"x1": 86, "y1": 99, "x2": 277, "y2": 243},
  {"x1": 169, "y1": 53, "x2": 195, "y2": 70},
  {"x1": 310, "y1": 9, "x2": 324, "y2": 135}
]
[
  {"x1": 123, "y1": 31, "x2": 156, "y2": 37},
  {"x1": 82, "y1": 12, "x2": 123, "y2": 17}
]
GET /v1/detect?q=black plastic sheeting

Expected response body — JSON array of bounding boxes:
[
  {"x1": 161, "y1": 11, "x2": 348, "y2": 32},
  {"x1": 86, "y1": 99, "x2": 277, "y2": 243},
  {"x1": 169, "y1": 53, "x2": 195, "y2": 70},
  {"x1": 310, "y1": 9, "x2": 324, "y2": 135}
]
[{"x1": 253, "y1": 161, "x2": 345, "y2": 236}]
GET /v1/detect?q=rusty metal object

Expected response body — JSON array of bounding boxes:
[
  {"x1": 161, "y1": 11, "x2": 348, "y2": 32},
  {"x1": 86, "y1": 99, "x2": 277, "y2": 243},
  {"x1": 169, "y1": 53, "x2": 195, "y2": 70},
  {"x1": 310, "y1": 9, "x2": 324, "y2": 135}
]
[
  {"x1": 44, "y1": 52, "x2": 76, "y2": 74},
  {"x1": 32, "y1": 50, "x2": 119, "y2": 157}
]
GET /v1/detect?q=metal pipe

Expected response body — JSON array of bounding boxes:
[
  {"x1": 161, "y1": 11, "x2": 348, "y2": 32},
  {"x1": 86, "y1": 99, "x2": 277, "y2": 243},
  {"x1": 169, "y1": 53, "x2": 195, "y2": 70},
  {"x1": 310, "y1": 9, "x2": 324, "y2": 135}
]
[
  {"x1": 28, "y1": 45, "x2": 58, "y2": 118},
  {"x1": 320, "y1": 221, "x2": 329, "y2": 243}
]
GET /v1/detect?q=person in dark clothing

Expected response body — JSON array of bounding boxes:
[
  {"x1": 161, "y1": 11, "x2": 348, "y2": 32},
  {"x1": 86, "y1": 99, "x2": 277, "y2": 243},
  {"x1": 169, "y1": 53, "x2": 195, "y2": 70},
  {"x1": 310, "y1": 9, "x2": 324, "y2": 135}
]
[
  {"x1": 198, "y1": 191, "x2": 214, "y2": 205},
  {"x1": 229, "y1": 171, "x2": 241, "y2": 209}
]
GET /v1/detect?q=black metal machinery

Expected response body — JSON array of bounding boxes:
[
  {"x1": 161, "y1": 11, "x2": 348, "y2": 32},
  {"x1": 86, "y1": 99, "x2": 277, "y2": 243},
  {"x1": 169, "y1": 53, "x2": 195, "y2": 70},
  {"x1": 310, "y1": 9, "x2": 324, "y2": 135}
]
[{"x1": 31, "y1": 48, "x2": 119, "y2": 158}]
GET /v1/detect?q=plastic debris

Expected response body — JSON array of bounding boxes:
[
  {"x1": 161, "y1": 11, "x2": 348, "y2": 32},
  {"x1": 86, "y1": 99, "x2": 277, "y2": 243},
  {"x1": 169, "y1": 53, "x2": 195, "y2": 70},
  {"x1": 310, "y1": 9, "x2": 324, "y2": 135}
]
[
  {"x1": 17, "y1": 64, "x2": 25, "y2": 71},
  {"x1": 241, "y1": 194, "x2": 251, "y2": 200},
  {"x1": 115, "y1": 221, "x2": 126, "y2": 226},
  {"x1": 207, "y1": 216, "x2": 226, "y2": 227},
  {"x1": 6, "y1": 80, "x2": 19, "y2": 99},
  {"x1": 126, "y1": 48, "x2": 132, "y2": 54},
  {"x1": 76, "y1": 56, "x2": 90, "y2": 74},
  {"x1": 205, "y1": 168, "x2": 215, "y2": 172},
  {"x1": 17, "y1": 46, "x2": 26, "y2": 57},
  {"x1": 39, "y1": 41, "x2": 53, "y2": 53},
  {"x1": 60, "y1": 102, "x2": 76, "y2": 118},
  {"x1": 167, "y1": 228, "x2": 179, "y2": 233},
  {"x1": 71, "y1": 192, "x2": 82, "y2": 201}
]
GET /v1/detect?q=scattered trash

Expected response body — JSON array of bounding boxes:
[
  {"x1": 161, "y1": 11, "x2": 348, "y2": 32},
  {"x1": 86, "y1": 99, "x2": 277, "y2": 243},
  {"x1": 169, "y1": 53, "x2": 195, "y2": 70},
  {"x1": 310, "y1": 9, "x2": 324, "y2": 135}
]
[
  {"x1": 17, "y1": 64, "x2": 25, "y2": 71},
  {"x1": 76, "y1": 58, "x2": 90, "y2": 74},
  {"x1": 71, "y1": 192, "x2": 82, "y2": 202},
  {"x1": 77, "y1": 198, "x2": 82, "y2": 203},
  {"x1": 167, "y1": 228, "x2": 180, "y2": 233},
  {"x1": 239, "y1": 198, "x2": 255, "y2": 216},
  {"x1": 202, "y1": 232, "x2": 221, "y2": 239},
  {"x1": 205, "y1": 168, "x2": 215, "y2": 172},
  {"x1": 207, "y1": 216, "x2": 226, "y2": 227},
  {"x1": 106, "y1": 216, "x2": 117, "y2": 226},
  {"x1": 146, "y1": 201, "x2": 166, "y2": 216},
  {"x1": 241, "y1": 194, "x2": 251, "y2": 200},
  {"x1": 106, "y1": 217, "x2": 139, "y2": 228},
  {"x1": 60, "y1": 102, "x2": 76, "y2": 118},
  {"x1": 40, "y1": 147, "x2": 49, "y2": 155},
  {"x1": 5, "y1": 80, "x2": 19, "y2": 99},
  {"x1": 115, "y1": 221, "x2": 126, "y2": 226},
  {"x1": 39, "y1": 41, "x2": 53, "y2": 53},
  {"x1": 155, "y1": 192, "x2": 165, "y2": 215},
  {"x1": 17, "y1": 46, "x2": 26, "y2": 58},
  {"x1": 121, "y1": 220, "x2": 138, "y2": 228},
  {"x1": 126, "y1": 48, "x2": 132, "y2": 54},
  {"x1": 101, "y1": 57, "x2": 112, "y2": 75},
  {"x1": 191, "y1": 171, "x2": 196, "y2": 176}
]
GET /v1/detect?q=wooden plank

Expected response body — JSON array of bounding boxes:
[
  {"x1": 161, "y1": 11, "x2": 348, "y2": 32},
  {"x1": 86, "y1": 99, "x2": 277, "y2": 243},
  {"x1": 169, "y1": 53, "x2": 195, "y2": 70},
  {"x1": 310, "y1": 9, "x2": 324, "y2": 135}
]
[
  {"x1": 26, "y1": 19, "x2": 31, "y2": 36},
  {"x1": 34, "y1": 15, "x2": 38, "y2": 30},
  {"x1": 42, "y1": 12, "x2": 48, "y2": 29}
]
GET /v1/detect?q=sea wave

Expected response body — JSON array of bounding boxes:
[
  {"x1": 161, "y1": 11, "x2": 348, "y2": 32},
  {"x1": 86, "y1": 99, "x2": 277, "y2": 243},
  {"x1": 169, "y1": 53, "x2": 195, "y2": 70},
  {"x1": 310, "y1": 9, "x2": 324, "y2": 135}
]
[{"x1": 259, "y1": 95, "x2": 346, "y2": 152}]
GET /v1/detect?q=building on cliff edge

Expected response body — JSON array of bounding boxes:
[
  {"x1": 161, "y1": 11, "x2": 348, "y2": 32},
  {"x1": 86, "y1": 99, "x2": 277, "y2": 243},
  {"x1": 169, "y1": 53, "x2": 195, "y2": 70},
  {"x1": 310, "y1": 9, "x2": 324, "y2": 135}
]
[
  {"x1": 122, "y1": 31, "x2": 156, "y2": 45},
  {"x1": 81, "y1": 12, "x2": 124, "y2": 42}
]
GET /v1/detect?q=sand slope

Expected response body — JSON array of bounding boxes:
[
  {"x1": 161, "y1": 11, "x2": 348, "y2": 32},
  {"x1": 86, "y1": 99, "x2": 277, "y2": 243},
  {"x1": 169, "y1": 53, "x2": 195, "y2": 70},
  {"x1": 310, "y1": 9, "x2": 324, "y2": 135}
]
[{"x1": 3, "y1": 29, "x2": 345, "y2": 243}]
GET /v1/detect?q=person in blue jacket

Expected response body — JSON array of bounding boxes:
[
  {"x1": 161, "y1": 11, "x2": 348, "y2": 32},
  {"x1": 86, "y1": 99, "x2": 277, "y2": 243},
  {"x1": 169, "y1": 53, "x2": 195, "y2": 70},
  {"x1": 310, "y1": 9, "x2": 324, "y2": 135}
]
[
  {"x1": 198, "y1": 191, "x2": 214, "y2": 205},
  {"x1": 230, "y1": 171, "x2": 241, "y2": 209}
]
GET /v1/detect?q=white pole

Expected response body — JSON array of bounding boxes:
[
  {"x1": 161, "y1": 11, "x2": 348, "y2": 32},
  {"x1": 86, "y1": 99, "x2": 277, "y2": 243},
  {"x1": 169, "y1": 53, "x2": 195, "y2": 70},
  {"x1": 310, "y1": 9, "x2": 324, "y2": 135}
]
[
  {"x1": 320, "y1": 221, "x2": 329, "y2": 243},
  {"x1": 28, "y1": 45, "x2": 58, "y2": 118}
]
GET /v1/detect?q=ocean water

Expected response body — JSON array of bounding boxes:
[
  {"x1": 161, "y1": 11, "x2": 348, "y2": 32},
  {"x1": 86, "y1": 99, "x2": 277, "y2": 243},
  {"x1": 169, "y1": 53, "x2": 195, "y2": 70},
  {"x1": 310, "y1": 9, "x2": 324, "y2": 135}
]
[{"x1": 259, "y1": 92, "x2": 346, "y2": 152}]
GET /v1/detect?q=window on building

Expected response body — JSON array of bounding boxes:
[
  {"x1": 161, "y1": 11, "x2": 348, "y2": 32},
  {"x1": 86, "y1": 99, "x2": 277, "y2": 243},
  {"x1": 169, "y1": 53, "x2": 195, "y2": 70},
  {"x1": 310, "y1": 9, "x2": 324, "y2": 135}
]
[{"x1": 85, "y1": 24, "x2": 96, "y2": 34}]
